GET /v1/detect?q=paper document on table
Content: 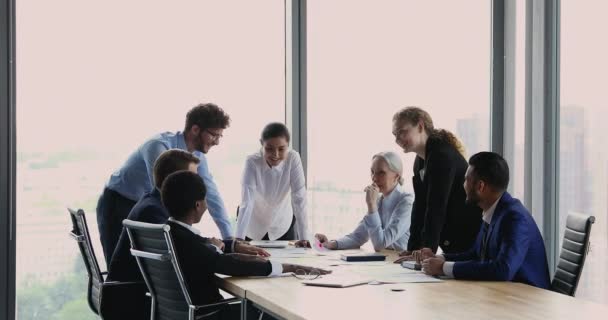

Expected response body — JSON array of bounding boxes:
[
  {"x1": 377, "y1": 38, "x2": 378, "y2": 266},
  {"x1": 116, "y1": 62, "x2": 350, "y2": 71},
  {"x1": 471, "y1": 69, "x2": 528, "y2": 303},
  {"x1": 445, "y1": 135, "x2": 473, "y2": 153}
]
[
  {"x1": 329, "y1": 261, "x2": 390, "y2": 267},
  {"x1": 249, "y1": 240, "x2": 289, "y2": 248},
  {"x1": 349, "y1": 265, "x2": 442, "y2": 283},
  {"x1": 266, "y1": 247, "x2": 309, "y2": 258},
  {"x1": 249, "y1": 272, "x2": 294, "y2": 279},
  {"x1": 301, "y1": 272, "x2": 372, "y2": 288}
]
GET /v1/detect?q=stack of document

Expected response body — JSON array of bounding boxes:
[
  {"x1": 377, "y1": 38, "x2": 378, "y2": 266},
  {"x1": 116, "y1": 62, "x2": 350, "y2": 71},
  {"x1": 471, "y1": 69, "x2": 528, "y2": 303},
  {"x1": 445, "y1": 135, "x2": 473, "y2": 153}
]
[{"x1": 250, "y1": 240, "x2": 289, "y2": 248}]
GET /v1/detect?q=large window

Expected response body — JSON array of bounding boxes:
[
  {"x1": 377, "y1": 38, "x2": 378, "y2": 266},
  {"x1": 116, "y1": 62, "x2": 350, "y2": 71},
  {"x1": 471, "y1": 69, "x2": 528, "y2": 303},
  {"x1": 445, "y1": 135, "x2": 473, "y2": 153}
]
[
  {"x1": 16, "y1": 1, "x2": 284, "y2": 318},
  {"x1": 559, "y1": 0, "x2": 608, "y2": 304},
  {"x1": 512, "y1": 0, "x2": 526, "y2": 204},
  {"x1": 306, "y1": 1, "x2": 491, "y2": 242}
]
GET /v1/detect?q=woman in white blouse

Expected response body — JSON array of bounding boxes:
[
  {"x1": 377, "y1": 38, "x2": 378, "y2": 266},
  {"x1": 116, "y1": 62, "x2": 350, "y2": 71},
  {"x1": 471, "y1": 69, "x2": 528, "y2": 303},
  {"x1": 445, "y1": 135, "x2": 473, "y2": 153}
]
[
  {"x1": 236, "y1": 123, "x2": 309, "y2": 242},
  {"x1": 315, "y1": 152, "x2": 413, "y2": 252}
]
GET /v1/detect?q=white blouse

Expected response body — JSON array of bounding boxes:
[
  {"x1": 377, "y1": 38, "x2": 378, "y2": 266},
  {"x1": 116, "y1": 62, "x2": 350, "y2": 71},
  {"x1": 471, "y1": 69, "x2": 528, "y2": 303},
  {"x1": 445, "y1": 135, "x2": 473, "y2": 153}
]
[{"x1": 236, "y1": 150, "x2": 309, "y2": 240}]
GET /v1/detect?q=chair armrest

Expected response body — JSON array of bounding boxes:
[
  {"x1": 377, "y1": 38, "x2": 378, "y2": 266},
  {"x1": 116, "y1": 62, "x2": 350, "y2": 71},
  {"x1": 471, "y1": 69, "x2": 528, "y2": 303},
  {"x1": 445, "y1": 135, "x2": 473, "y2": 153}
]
[
  {"x1": 69, "y1": 231, "x2": 84, "y2": 242},
  {"x1": 102, "y1": 281, "x2": 143, "y2": 287},
  {"x1": 193, "y1": 297, "x2": 242, "y2": 319},
  {"x1": 193, "y1": 297, "x2": 241, "y2": 311}
]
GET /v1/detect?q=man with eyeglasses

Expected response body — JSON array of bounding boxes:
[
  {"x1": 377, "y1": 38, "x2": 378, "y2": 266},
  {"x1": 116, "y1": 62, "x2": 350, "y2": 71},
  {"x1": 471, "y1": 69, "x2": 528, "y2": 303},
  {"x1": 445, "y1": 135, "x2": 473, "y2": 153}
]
[{"x1": 96, "y1": 103, "x2": 234, "y2": 266}]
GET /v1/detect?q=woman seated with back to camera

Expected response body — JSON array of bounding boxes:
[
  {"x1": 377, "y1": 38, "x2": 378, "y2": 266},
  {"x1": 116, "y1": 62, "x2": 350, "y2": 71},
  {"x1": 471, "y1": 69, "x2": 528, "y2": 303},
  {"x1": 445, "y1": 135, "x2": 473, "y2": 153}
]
[{"x1": 314, "y1": 151, "x2": 413, "y2": 252}]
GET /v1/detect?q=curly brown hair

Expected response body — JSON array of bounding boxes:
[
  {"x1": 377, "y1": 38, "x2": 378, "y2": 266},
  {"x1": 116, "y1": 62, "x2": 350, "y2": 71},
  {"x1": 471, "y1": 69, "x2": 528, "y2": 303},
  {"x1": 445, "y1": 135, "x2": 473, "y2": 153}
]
[
  {"x1": 392, "y1": 106, "x2": 467, "y2": 158},
  {"x1": 184, "y1": 103, "x2": 231, "y2": 132}
]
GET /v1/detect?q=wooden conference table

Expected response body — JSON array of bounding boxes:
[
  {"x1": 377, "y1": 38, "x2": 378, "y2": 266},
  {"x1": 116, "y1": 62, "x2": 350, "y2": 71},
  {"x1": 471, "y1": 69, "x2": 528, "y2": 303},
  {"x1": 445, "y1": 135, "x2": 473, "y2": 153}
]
[{"x1": 216, "y1": 248, "x2": 608, "y2": 320}]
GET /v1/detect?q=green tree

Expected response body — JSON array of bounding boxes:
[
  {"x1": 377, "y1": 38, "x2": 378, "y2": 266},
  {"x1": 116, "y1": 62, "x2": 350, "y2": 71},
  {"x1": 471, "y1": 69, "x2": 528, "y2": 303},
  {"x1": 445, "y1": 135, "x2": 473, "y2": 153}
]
[
  {"x1": 51, "y1": 298, "x2": 97, "y2": 320},
  {"x1": 17, "y1": 257, "x2": 95, "y2": 320}
]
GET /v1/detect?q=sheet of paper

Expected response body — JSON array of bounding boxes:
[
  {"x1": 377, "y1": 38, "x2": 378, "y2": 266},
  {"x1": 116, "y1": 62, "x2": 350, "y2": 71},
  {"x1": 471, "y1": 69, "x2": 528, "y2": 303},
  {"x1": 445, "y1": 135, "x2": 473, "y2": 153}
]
[
  {"x1": 250, "y1": 240, "x2": 289, "y2": 248},
  {"x1": 301, "y1": 271, "x2": 372, "y2": 288},
  {"x1": 265, "y1": 247, "x2": 308, "y2": 258}
]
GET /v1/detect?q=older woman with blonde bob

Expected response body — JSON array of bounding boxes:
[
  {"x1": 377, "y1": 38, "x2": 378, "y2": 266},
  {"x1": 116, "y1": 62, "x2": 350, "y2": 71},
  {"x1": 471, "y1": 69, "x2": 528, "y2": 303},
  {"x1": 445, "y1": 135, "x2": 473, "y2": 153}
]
[{"x1": 315, "y1": 152, "x2": 413, "y2": 252}]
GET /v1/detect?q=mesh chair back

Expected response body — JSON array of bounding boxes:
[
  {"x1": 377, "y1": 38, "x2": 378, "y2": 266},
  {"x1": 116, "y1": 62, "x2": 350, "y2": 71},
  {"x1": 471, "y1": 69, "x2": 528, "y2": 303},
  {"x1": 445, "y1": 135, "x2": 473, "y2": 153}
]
[
  {"x1": 68, "y1": 208, "x2": 104, "y2": 315},
  {"x1": 124, "y1": 220, "x2": 193, "y2": 320},
  {"x1": 551, "y1": 212, "x2": 595, "y2": 296}
]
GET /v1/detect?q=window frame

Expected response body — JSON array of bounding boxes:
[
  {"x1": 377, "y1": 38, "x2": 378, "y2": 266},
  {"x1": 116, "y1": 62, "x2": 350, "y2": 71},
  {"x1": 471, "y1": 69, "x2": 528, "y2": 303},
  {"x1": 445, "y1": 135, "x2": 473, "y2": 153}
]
[
  {"x1": 1, "y1": 0, "x2": 567, "y2": 318},
  {"x1": 1, "y1": 0, "x2": 16, "y2": 319}
]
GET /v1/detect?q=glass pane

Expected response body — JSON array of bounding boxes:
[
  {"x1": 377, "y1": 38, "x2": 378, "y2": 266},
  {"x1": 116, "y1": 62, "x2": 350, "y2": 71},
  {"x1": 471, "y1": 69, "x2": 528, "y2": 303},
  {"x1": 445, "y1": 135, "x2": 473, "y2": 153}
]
[
  {"x1": 559, "y1": 0, "x2": 608, "y2": 305},
  {"x1": 16, "y1": 1, "x2": 284, "y2": 318},
  {"x1": 513, "y1": 0, "x2": 528, "y2": 215},
  {"x1": 307, "y1": 0, "x2": 491, "y2": 242}
]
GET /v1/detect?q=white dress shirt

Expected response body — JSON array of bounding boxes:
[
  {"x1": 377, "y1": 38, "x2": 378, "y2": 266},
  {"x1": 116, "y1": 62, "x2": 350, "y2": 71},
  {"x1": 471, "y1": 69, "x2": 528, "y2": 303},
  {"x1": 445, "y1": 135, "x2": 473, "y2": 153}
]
[
  {"x1": 335, "y1": 185, "x2": 413, "y2": 252},
  {"x1": 442, "y1": 195, "x2": 501, "y2": 277},
  {"x1": 168, "y1": 217, "x2": 282, "y2": 276},
  {"x1": 236, "y1": 150, "x2": 309, "y2": 241}
]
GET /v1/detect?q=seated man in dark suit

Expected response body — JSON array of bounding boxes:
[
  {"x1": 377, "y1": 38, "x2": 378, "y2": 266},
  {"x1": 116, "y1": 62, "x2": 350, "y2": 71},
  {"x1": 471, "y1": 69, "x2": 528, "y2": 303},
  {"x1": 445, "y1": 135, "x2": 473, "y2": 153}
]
[
  {"x1": 417, "y1": 152, "x2": 550, "y2": 289},
  {"x1": 161, "y1": 170, "x2": 331, "y2": 313},
  {"x1": 106, "y1": 149, "x2": 268, "y2": 319},
  {"x1": 109, "y1": 149, "x2": 269, "y2": 282}
]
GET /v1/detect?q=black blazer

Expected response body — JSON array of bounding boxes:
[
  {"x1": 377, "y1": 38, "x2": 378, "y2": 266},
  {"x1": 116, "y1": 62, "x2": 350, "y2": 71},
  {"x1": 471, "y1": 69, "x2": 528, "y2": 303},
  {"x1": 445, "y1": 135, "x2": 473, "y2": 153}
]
[
  {"x1": 168, "y1": 221, "x2": 272, "y2": 306},
  {"x1": 407, "y1": 135, "x2": 482, "y2": 253},
  {"x1": 108, "y1": 189, "x2": 169, "y2": 282},
  {"x1": 105, "y1": 189, "x2": 168, "y2": 320}
]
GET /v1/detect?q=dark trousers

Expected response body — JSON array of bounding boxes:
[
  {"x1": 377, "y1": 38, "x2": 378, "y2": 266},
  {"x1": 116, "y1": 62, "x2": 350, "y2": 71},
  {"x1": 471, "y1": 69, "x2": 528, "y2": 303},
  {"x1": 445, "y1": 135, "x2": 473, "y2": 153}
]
[
  {"x1": 96, "y1": 187, "x2": 137, "y2": 267},
  {"x1": 245, "y1": 215, "x2": 296, "y2": 241}
]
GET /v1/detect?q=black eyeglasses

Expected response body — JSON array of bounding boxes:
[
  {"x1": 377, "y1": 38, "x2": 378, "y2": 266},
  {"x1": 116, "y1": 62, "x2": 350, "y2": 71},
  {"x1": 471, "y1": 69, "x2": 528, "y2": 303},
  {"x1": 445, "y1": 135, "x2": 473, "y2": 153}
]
[
  {"x1": 204, "y1": 129, "x2": 223, "y2": 141},
  {"x1": 292, "y1": 269, "x2": 321, "y2": 280}
]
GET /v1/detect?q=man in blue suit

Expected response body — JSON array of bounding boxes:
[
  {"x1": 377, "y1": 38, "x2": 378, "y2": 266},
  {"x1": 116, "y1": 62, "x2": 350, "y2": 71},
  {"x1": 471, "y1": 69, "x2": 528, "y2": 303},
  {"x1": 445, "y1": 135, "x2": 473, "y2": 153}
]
[{"x1": 419, "y1": 152, "x2": 550, "y2": 289}]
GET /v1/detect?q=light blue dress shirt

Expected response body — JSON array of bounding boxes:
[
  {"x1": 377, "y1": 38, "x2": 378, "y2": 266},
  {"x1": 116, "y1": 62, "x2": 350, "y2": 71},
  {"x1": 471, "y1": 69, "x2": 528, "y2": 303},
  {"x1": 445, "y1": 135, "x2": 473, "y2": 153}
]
[
  {"x1": 335, "y1": 185, "x2": 413, "y2": 252},
  {"x1": 106, "y1": 131, "x2": 233, "y2": 238}
]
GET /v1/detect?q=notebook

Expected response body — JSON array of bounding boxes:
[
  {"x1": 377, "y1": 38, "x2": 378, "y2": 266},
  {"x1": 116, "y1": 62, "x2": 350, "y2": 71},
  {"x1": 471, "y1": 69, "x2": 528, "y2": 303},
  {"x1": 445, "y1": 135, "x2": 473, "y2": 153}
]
[
  {"x1": 301, "y1": 274, "x2": 372, "y2": 288},
  {"x1": 249, "y1": 240, "x2": 289, "y2": 248},
  {"x1": 340, "y1": 253, "x2": 386, "y2": 262}
]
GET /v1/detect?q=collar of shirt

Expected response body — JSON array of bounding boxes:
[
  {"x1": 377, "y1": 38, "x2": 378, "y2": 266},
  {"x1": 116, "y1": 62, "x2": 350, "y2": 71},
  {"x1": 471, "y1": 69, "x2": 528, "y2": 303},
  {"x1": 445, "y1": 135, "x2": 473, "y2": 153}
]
[
  {"x1": 168, "y1": 217, "x2": 201, "y2": 235},
  {"x1": 168, "y1": 217, "x2": 225, "y2": 254},
  {"x1": 175, "y1": 131, "x2": 188, "y2": 151},
  {"x1": 482, "y1": 194, "x2": 502, "y2": 224},
  {"x1": 261, "y1": 154, "x2": 287, "y2": 173},
  {"x1": 379, "y1": 184, "x2": 402, "y2": 210}
]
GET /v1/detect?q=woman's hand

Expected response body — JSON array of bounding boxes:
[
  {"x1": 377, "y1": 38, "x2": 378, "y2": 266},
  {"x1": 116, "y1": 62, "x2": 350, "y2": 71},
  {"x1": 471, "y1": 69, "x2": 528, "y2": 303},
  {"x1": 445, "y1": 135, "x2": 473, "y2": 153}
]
[
  {"x1": 314, "y1": 234, "x2": 337, "y2": 249},
  {"x1": 364, "y1": 184, "x2": 380, "y2": 213},
  {"x1": 323, "y1": 240, "x2": 338, "y2": 250},
  {"x1": 315, "y1": 233, "x2": 329, "y2": 244},
  {"x1": 294, "y1": 240, "x2": 310, "y2": 248}
]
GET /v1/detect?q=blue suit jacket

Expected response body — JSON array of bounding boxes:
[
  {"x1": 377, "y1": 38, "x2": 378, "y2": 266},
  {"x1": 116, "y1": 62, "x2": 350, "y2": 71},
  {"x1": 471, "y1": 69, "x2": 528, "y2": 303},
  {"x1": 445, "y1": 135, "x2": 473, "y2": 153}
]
[{"x1": 443, "y1": 192, "x2": 550, "y2": 289}]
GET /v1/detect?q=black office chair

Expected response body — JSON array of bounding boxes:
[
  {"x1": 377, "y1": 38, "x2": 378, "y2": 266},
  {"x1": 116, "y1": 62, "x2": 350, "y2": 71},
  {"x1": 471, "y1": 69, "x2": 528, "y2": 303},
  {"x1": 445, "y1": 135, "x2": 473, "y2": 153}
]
[
  {"x1": 551, "y1": 212, "x2": 595, "y2": 297},
  {"x1": 123, "y1": 219, "x2": 242, "y2": 320},
  {"x1": 68, "y1": 208, "x2": 147, "y2": 319}
]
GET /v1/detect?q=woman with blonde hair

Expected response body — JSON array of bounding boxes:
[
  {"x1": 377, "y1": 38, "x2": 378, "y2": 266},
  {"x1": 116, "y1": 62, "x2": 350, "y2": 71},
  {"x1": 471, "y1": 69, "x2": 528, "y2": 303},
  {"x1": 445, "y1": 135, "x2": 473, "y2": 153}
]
[
  {"x1": 392, "y1": 107, "x2": 481, "y2": 258},
  {"x1": 315, "y1": 151, "x2": 413, "y2": 252}
]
